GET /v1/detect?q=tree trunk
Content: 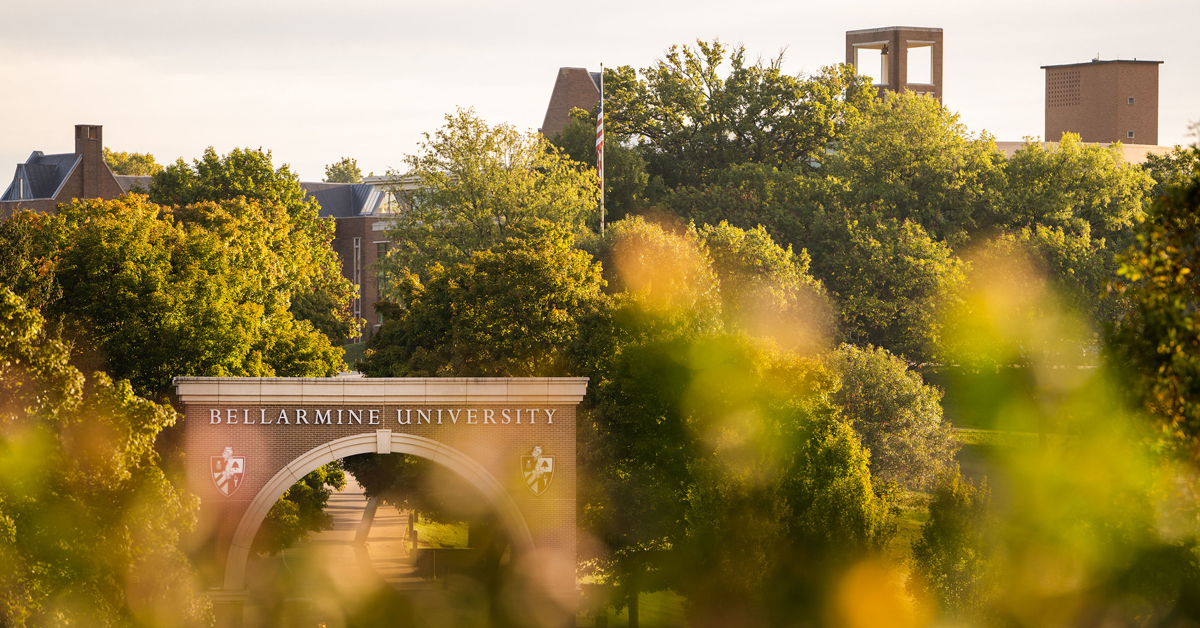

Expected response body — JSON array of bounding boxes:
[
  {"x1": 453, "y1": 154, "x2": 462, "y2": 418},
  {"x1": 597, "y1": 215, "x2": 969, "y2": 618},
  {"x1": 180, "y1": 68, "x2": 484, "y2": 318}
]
[{"x1": 628, "y1": 588, "x2": 639, "y2": 628}]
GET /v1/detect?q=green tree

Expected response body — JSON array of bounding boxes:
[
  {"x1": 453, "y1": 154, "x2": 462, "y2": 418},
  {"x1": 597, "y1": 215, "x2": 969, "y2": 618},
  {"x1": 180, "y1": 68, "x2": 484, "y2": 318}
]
[
  {"x1": 15, "y1": 196, "x2": 346, "y2": 398},
  {"x1": 909, "y1": 471, "x2": 995, "y2": 621},
  {"x1": 825, "y1": 344, "x2": 957, "y2": 489},
  {"x1": 1109, "y1": 150, "x2": 1200, "y2": 455},
  {"x1": 604, "y1": 40, "x2": 874, "y2": 189},
  {"x1": 1143, "y1": 145, "x2": 1198, "y2": 201},
  {"x1": 551, "y1": 108, "x2": 649, "y2": 223},
  {"x1": 663, "y1": 161, "x2": 822, "y2": 247},
  {"x1": 808, "y1": 214, "x2": 967, "y2": 363},
  {"x1": 940, "y1": 243, "x2": 1200, "y2": 627},
  {"x1": 0, "y1": 210, "x2": 64, "y2": 312},
  {"x1": 324, "y1": 156, "x2": 363, "y2": 183},
  {"x1": 983, "y1": 225, "x2": 1125, "y2": 327},
  {"x1": 103, "y1": 147, "x2": 164, "y2": 176},
  {"x1": 340, "y1": 453, "x2": 487, "y2": 527},
  {"x1": 380, "y1": 108, "x2": 598, "y2": 279},
  {"x1": 252, "y1": 463, "x2": 346, "y2": 556},
  {"x1": 1003, "y1": 134, "x2": 1154, "y2": 244},
  {"x1": 697, "y1": 220, "x2": 831, "y2": 353},
  {"x1": 150, "y1": 147, "x2": 314, "y2": 219},
  {"x1": 361, "y1": 222, "x2": 605, "y2": 378},
  {"x1": 148, "y1": 147, "x2": 358, "y2": 343},
  {"x1": 0, "y1": 286, "x2": 206, "y2": 627},
  {"x1": 826, "y1": 91, "x2": 1005, "y2": 244},
  {"x1": 587, "y1": 332, "x2": 895, "y2": 627},
  {"x1": 577, "y1": 219, "x2": 895, "y2": 625}
]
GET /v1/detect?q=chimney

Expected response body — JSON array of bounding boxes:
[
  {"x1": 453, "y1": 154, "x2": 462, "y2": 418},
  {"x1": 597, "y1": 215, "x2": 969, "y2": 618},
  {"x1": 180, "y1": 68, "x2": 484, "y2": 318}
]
[{"x1": 75, "y1": 124, "x2": 104, "y2": 198}]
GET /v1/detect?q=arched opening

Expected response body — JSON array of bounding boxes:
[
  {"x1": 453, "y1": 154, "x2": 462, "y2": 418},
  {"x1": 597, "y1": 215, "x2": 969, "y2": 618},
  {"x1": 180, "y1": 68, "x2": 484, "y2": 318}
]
[{"x1": 222, "y1": 430, "x2": 535, "y2": 593}]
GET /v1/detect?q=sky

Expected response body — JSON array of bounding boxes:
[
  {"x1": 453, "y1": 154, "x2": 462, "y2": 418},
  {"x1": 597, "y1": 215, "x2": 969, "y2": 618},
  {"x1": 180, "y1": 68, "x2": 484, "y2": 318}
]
[{"x1": 1, "y1": 0, "x2": 1196, "y2": 182}]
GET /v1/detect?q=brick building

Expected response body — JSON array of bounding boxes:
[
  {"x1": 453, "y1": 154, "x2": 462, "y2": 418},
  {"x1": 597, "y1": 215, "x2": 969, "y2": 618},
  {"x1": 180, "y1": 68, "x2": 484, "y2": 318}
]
[
  {"x1": 0, "y1": 123, "x2": 405, "y2": 344},
  {"x1": 846, "y1": 26, "x2": 944, "y2": 100},
  {"x1": 1042, "y1": 59, "x2": 1162, "y2": 145},
  {"x1": 0, "y1": 124, "x2": 125, "y2": 216},
  {"x1": 538, "y1": 67, "x2": 601, "y2": 138},
  {"x1": 301, "y1": 180, "x2": 389, "y2": 340}
]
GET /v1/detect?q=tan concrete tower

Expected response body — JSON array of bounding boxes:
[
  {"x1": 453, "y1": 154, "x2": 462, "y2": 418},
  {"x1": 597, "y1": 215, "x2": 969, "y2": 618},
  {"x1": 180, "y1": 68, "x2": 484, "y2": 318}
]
[
  {"x1": 1042, "y1": 59, "x2": 1161, "y2": 145},
  {"x1": 846, "y1": 26, "x2": 943, "y2": 100}
]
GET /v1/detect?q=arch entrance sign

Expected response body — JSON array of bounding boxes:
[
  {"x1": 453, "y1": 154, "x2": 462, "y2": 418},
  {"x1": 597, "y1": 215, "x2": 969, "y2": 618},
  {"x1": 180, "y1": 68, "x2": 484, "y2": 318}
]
[{"x1": 175, "y1": 376, "x2": 588, "y2": 626}]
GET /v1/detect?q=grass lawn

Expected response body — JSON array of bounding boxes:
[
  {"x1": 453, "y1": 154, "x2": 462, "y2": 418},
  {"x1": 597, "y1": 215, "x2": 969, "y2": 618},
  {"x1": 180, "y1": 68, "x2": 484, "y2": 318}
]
[
  {"x1": 577, "y1": 590, "x2": 687, "y2": 628},
  {"x1": 342, "y1": 342, "x2": 366, "y2": 370},
  {"x1": 886, "y1": 489, "x2": 931, "y2": 572},
  {"x1": 412, "y1": 518, "x2": 468, "y2": 549}
]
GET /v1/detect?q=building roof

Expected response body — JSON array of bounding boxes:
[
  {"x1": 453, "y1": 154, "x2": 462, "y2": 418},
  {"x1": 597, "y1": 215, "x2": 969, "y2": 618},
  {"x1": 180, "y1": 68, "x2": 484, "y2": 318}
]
[
  {"x1": 1, "y1": 151, "x2": 81, "y2": 201},
  {"x1": 301, "y1": 182, "x2": 383, "y2": 218},
  {"x1": 1041, "y1": 59, "x2": 1163, "y2": 70},
  {"x1": 114, "y1": 175, "x2": 152, "y2": 193},
  {"x1": 540, "y1": 67, "x2": 602, "y2": 138},
  {"x1": 846, "y1": 26, "x2": 942, "y2": 35}
]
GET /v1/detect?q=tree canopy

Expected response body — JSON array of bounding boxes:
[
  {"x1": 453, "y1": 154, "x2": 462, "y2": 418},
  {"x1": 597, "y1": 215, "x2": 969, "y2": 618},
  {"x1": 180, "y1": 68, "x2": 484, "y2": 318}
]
[
  {"x1": 550, "y1": 108, "x2": 650, "y2": 223},
  {"x1": 147, "y1": 147, "x2": 357, "y2": 343},
  {"x1": 604, "y1": 40, "x2": 874, "y2": 189},
  {"x1": 0, "y1": 180, "x2": 355, "y2": 561},
  {"x1": 825, "y1": 91, "x2": 1004, "y2": 244},
  {"x1": 103, "y1": 147, "x2": 164, "y2": 176},
  {"x1": 379, "y1": 108, "x2": 599, "y2": 280},
  {"x1": 361, "y1": 222, "x2": 605, "y2": 378},
  {"x1": 1003, "y1": 134, "x2": 1153, "y2": 244},
  {"x1": 825, "y1": 344, "x2": 957, "y2": 489},
  {"x1": 324, "y1": 156, "x2": 363, "y2": 183},
  {"x1": 1109, "y1": 149, "x2": 1200, "y2": 456},
  {"x1": 808, "y1": 214, "x2": 967, "y2": 363},
  {"x1": 0, "y1": 196, "x2": 346, "y2": 398},
  {"x1": 0, "y1": 286, "x2": 205, "y2": 627}
]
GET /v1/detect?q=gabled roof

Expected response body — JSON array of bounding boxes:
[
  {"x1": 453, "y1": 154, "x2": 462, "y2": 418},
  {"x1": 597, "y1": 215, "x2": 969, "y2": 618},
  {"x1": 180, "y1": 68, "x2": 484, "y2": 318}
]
[
  {"x1": 114, "y1": 175, "x2": 152, "y2": 193},
  {"x1": 301, "y1": 182, "x2": 383, "y2": 218},
  {"x1": 1, "y1": 151, "x2": 81, "y2": 201}
]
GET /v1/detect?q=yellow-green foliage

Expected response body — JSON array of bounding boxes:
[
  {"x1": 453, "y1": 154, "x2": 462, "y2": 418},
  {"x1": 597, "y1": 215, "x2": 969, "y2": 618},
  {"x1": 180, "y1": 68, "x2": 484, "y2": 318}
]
[
  {"x1": 0, "y1": 287, "x2": 207, "y2": 627},
  {"x1": 103, "y1": 147, "x2": 163, "y2": 176},
  {"x1": 413, "y1": 519, "x2": 468, "y2": 549},
  {"x1": 1, "y1": 196, "x2": 347, "y2": 398},
  {"x1": 922, "y1": 246, "x2": 1200, "y2": 626}
]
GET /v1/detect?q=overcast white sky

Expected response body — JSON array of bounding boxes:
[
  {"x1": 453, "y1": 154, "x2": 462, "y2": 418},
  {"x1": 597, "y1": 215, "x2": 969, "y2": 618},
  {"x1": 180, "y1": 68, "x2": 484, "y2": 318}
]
[{"x1": 1, "y1": 0, "x2": 1196, "y2": 181}]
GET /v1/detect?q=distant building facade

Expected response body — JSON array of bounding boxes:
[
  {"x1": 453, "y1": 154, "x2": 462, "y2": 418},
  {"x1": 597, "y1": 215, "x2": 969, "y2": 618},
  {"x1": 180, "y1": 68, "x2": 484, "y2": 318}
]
[
  {"x1": 0, "y1": 125, "x2": 125, "y2": 216},
  {"x1": 301, "y1": 179, "x2": 404, "y2": 341},
  {"x1": 539, "y1": 67, "x2": 601, "y2": 138},
  {"x1": 1042, "y1": 59, "x2": 1162, "y2": 145},
  {"x1": 846, "y1": 26, "x2": 943, "y2": 100},
  {"x1": 0, "y1": 123, "x2": 407, "y2": 344}
]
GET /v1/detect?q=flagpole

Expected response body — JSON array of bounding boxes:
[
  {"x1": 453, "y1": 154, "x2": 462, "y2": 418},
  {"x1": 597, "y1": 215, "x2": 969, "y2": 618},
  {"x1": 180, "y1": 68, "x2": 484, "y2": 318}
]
[{"x1": 598, "y1": 63, "x2": 605, "y2": 236}]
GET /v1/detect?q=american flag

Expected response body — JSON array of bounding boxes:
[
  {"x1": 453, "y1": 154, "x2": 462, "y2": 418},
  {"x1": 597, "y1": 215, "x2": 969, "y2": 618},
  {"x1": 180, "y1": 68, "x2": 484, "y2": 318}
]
[{"x1": 597, "y1": 64, "x2": 605, "y2": 232}]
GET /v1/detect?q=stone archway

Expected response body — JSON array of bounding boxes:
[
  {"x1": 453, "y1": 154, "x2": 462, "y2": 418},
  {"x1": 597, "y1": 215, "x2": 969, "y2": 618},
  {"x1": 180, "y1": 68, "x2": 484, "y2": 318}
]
[
  {"x1": 175, "y1": 377, "x2": 587, "y2": 627},
  {"x1": 222, "y1": 431, "x2": 535, "y2": 591}
]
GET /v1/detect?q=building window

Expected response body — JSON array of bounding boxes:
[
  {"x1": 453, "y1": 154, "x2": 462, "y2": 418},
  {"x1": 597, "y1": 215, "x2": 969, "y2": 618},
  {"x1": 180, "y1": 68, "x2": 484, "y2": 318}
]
[
  {"x1": 1127, "y1": 97, "x2": 1135, "y2": 105},
  {"x1": 1127, "y1": 130, "x2": 1135, "y2": 139}
]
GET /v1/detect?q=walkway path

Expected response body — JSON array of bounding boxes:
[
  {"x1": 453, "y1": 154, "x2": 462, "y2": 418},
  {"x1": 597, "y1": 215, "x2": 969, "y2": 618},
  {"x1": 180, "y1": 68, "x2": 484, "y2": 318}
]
[{"x1": 241, "y1": 477, "x2": 427, "y2": 626}]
